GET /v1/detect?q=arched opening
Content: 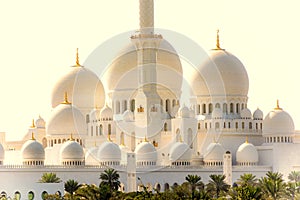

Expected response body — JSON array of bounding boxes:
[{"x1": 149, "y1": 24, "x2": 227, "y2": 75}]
[
  {"x1": 123, "y1": 100, "x2": 127, "y2": 112},
  {"x1": 173, "y1": 183, "x2": 179, "y2": 188},
  {"x1": 202, "y1": 104, "x2": 206, "y2": 114},
  {"x1": 235, "y1": 122, "x2": 238, "y2": 129},
  {"x1": 215, "y1": 122, "x2": 220, "y2": 129},
  {"x1": 41, "y1": 191, "x2": 48, "y2": 200},
  {"x1": 42, "y1": 137, "x2": 47, "y2": 148},
  {"x1": 242, "y1": 122, "x2": 245, "y2": 129},
  {"x1": 1, "y1": 192, "x2": 7, "y2": 199},
  {"x1": 236, "y1": 103, "x2": 240, "y2": 114},
  {"x1": 155, "y1": 183, "x2": 161, "y2": 192},
  {"x1": 131, "y1": 132, "x2": 136, "y2": 152},
  {"x1": 28, "y1": 191, "x2": 34, "y2": 200},
  {"x1": 108, "y1": 124, "x2": 112, "y2": 135},
  {"x1": 208, "y1": 103, "x2": 213, "y2": 114},
  {"x1": 172, "y1": 99, "x2": 176, "y2": 107},
  {"x1": 164, "y1": 123, "x2": 168, "y2": 131},
  {"x1": 223, "y1": 103, "x2": 228, "y2": 113},
  {"x1": 230, "y1": 103, "x2": 234, "y2": 113},
  {"x1": 215, "y1": 103, "x2": 220, "y2": 108},
  {"x1": 164, "y1": 183, "x2": 170, "y2": 191},
  {"x1": 100, "y1": 124, "x2": 103, "y2": 135},
  {"x1": 166, "y1": 99, "x2": 170, "y2": 112},
  {"x1": 86, "y1": 114, "x2": 90, "y2": 123},
  {"x1": 130, "y1": 99, "x2": 135, "y2": 112},
  {"x1": 197, "y1": 104, "x2": 201, "y2": 114},
  {"x1": 198, "y1": 123, "x2": 201, "y2": 130},
  {"x1": 249, "y1": 122, "x2": 252, "y2": 130}
]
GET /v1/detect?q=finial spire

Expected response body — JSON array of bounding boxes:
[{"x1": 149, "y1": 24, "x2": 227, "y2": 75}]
[
  {"x1": 70, "y1": 133, "x2": 75, "y2": 141},
  {"x1": 214, "y1": 29, "x2": 224, "y2": 50},
  {"x1": 108, "y1": 133, "x2": 112, "y2": 142},
  {"x1": 31, "y1": 132, "x2": 35, "y2": 140},
  {"x1": 144, "y1": 135, "x2": 148, "y2": 142},
  {"x1": 30, "y1": 119, "x2": 35, "y2": 128},
  {"x1": 275, "y1": 99, "x2": 282, "y2": 110},
  {"x1": 62, "y1": 92, "x2": 71, "y2": 104},
  {"x1": 179, "y1": 135, "x2": 183, "y2": 143},
  {"x1": 245, "y1": 136, "x2": 248, "y2": 144},
  {"x1": 76, "y1": 48, "x2": 80, "y2": 66}
]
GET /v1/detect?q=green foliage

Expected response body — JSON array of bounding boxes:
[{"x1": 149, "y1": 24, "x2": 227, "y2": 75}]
[
  {"x1": 259, "y1": 171, "x2": 286, "y2": 200},
  {"x1": 206, "y1": 174, "x2": 230, "y2": 199},
  {"x1": 99, "y1": 168, "x2": 121, "y2": 194},
  {"x1": 38, "y1": 172, "x2": 62, "y2": 183},
  {"x1": 43, "y1": 194, "x2": 63, "y2": 200},
  {"x1": 64, "y1": 179, "x2": 82, "y2": 200}
]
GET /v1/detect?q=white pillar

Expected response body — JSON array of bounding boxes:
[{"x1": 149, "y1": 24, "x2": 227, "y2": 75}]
[
  {"x1": 126, "y1": 152, "x2": 137, "y2": 192},
  {"x1": 223, "y1": 151, "x2": 232, "y2": 186}
]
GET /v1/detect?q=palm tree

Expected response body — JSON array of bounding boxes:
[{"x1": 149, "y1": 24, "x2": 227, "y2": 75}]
[
  {"x1": 99, "y1": 168, "x2": 121, "y2": 193},
  {"x1": 38, "y1": 172, "x2": 61, "y2": 183},
  {"x1": 206, "y1": 174, "x2": 230, "y2": 199},
  {"x1": 259, "y1": 171, "x2": 286, "y2": 200},
  {"x1": 64, "y1": 179, "x2": 82, "y2": 200},
  {"x1": 185, "y1": 174, "x2": 204, "y2": 199},
  {"x1": 289, "y1": 171, "x2": 300, "y2": 183},
  {"x1": 237, "y1": 173, "x2": 258, "y2": 187}
]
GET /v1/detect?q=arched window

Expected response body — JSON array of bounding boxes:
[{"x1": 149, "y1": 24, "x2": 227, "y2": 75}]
[
  {"x1": 42, "y1": 138, "x2": 47, "y2": 148},
  {"x1": 155, "y1": 183, "x2": 161, "y2": 192},
  {"x1": 91, "y1": 126, "x2": 93, "y2": 136},
  {"x1": 166, "y1": 99, "x2": 170, "y2": 112},
  {"x1": 223, "y1": 103, "x2": 228, "y2": 113},
  {"x1": 215, "y1": 122, "x2": 220, "y2": 129},
  {"x1": 14, "y1": 191, "x2": 21, "y2": 200},
  {"x1": 249, "y1": 122, "x2": 252, "y2": 130},
  {"x1": 202, "y1": 104, "x2": 206, "y2": 114},
  {"x1": 86, "y1": 114, "x2": 90, "y2": 123},
  {"x1": 123, "y1": 100, "x2": 127, "y2": 112},
  {"x1": 131, "y1": 132, "x2": 135, "y2": 152},
  {"x1": 230, "y1": 103, "x2": 234, "y2": 113},
  {"x1": 164, "y1": 183, "x2": 170, "y2": 191},
  {"x1": 172, "y1": 99, "x2": 176, "y2": 107},
  {"x1": 197, "y1": 104, "x2": 201, "y2": 114},
  {"x1": 96, "y1": 126, "x2": 99, "y2": 136},
  {"x1": 108, "y1": 124, "x2": 112, "y2": 135},
  {"x1": 242, "y1": 122, "x2": 245, "y2": 129},
  {"x1": 236, "y1": 103, "x2": 240, "y2": 114},
  {"x1": 41, "y1": 191, "x2": 48, "y2": 200},
  {"x1": 198, "y1": 123, "x2": 201, "y2": 130},
  {"x1": 164, "y1": 123, "x2": 168, "y2": 131},
  {"x1": 228, "y1": 122, "x2": 231, "y2": 129},
  {"x1": 28, "y1": 191, "x2": 34, "y2": 200},
  {"x1": 58, "y1": 139, "x2": 61, "y2": 144},
  {"x1": 235, "y1": 122, "x2": 238, "y2": 129},
  {"x1": 100, "y1": 124, "x2": 103, "y2": 135},
  {"x1": 241, "y1": 103, "x2": 245, "y2": 110},
  {"x1": 130, "y1": 99, "x2": 135, "y2": 112},
  {"x1": 209, "y1": 103, "x2": 213, "y2": 114},
  {"x1": 215, "y1": 103, "x2": 220, "y2": 108}
]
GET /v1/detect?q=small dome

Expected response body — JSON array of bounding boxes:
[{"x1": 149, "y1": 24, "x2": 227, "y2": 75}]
[
  {"x1": 51, "y1": 65, "x2": 105, "y2": 115},
  {"x1": 21, "y1": 139, "x2": 45, "y2": 160},
  {"x1": 89, "y1": 107, "x2": 101, "y2": 121},
  {"x1": 97, "y1": 141, "x2": 121, "y2": 162},
  {"x1": 241, "y1": 108, "x2": 252, "y2": 119},
  {"x1": 212, "y1": 108, "x2": 222, "y2": 119},
  {"x1": 236, "y1": 141, "x2": 258, "y2": 164},
  {"x1": 123, "y1": 110, "x2": 134, "y2": 122},
  {"x1": 100, "y1": 105, "x2": 113, "y2": 120},
  {"x1": 203, "y1": 142, "x2": 225, "y2": 163},
  {"x1": 169, "y1": 142, "x2": 192, "y2": 161},
  {"x1": 253, "y1": 108, "x2": 263, "y2": 120},
  {"x1": 0, "y1": 143, "x2": 4, "y2": 161},
  {"x1": 35, "y1": 115, "x2": 45, "y2": 128},
  {"x1": 135, "y1": 140, "x2": 157, "y2": 162},
  {"x1": 177, "y1": 106, "x2": 190, "y2": 118},
  {"x1": 60, "y1": 140, "x2": 84, "y2": 161},
  {"x1": 263, "y1": 106, "x2": 295, "y2": 136},
  {"x1": 46, "y1": 101, "x2": 86, "y2": 137}
]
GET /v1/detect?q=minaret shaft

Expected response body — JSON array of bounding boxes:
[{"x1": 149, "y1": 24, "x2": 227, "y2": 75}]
[{"x1": 139, "y1": 0, "x2": 154, "y2": 35}]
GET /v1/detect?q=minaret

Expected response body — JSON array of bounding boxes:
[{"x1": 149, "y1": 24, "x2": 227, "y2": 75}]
[
  {"x1": 131, "y1": 0, "x2": 163, "y2": 140},
  {"x1": 223, "y1": 151, "x2": 232, "y2": 186}
]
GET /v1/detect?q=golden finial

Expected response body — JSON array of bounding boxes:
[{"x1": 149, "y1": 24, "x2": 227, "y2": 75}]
[
  {"x1": 70, "y1": 133, "x2": 75, "y2": 141},
  {"x1": 31, "y1": 132, "x2": 36, "y2": 140},
  {"x1": 245, "y1": 136, "x2": 248, "y2": 144},
  {"x1": 108, "y1": 133, "x2": 112, "y2": 142},
  {"x1": 30, "y1": 119, "x2": 35, "y2": 128},
  {"x1": 76, "y1": 48, "x2": 80, "y2": 66},
  {"x1": 62, "y1": 92, "x2": 71, "y2": 104},
  {"x1": 144, "y1": 135, "x2": 148, "y2": 142},
  {"x1": 274, "y1": 99, "x2": 282, "y2": 110},
  {"x1": 213, "y1": 136, "x2": 217, "y2": 143},
  {"x1": 214, "y1": 29, "x2": 224, "y2": 50}
]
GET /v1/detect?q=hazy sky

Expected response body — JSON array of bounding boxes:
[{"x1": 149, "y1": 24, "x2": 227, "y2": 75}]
[{"x1": 0, "y1": 0, "x2": 299, "y2": 140}]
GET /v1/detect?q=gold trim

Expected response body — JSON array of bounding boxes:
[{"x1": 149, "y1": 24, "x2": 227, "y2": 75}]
[
  {"x1": 30, "y1": 119, "x2": 35, "y2": 128},
  {"x1": 144, "y1": 135, "x2": 148, "y2": 142},
  {"x1": 108, "y1": 133, "x2": 112, "y2": 142},
  {"x1": 76, "y1": 48, "x2": 80, "y2": 66},
  {"x1": 31, "y1": 132, "x2": 36, "y2": 140},
  {"x1": 212, "y1": 29, "x2": 225, "y2": 50},
  {"x1": 70, "y1": 133, "x2": 75, "y2": 141},
  {"x1": 245, "y1": 136, "x2": 248, "y2": 144}
]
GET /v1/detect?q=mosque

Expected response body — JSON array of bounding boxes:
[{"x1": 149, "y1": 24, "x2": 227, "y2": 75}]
[{"x1": 0, "y1": 0, "x2": 300, "y2": 199}]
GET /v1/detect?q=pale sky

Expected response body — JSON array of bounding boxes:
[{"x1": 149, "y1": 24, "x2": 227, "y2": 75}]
[{"x1": 0, "y1": 0, "x2": 299, "y2": 140}]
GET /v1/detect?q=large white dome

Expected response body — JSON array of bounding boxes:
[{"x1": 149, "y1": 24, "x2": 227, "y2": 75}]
[
  {"x1": 263, "y1": 107, "x2": 295, "y2": 136},
  {"x1": 21, "y1": 139, "x2": 45, "y2": 160},
  {"x1": 169, "y1": 142, "x2": 192, "y2": 162},
  {"x1": 60, "y1": 140, "x2": 84, "y2": 161},
  {"x1": 97, "y1": 141, "x2": 121, "y2": 162},
  {"x1": 51, "y1": 65, "x2": 105, "y2": 115},
  {"x1": 102, "y1": 39, "x2": 182, "y2": 95},
  {"x1": 135, "y1": 141, "x2": 157, "y2": 162},
  {"x1": 203, "y1": 142, "x2": 225, "y2": 163},
  {"x1": 46, "y1": 101, "x2": 86, "y2": 137},
  {"x1": 236, "y1": 141, "x2": 258, "y2": 164},
  {"x1": 191, "y1": 49, "x2": 249, "y2": 97}
]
